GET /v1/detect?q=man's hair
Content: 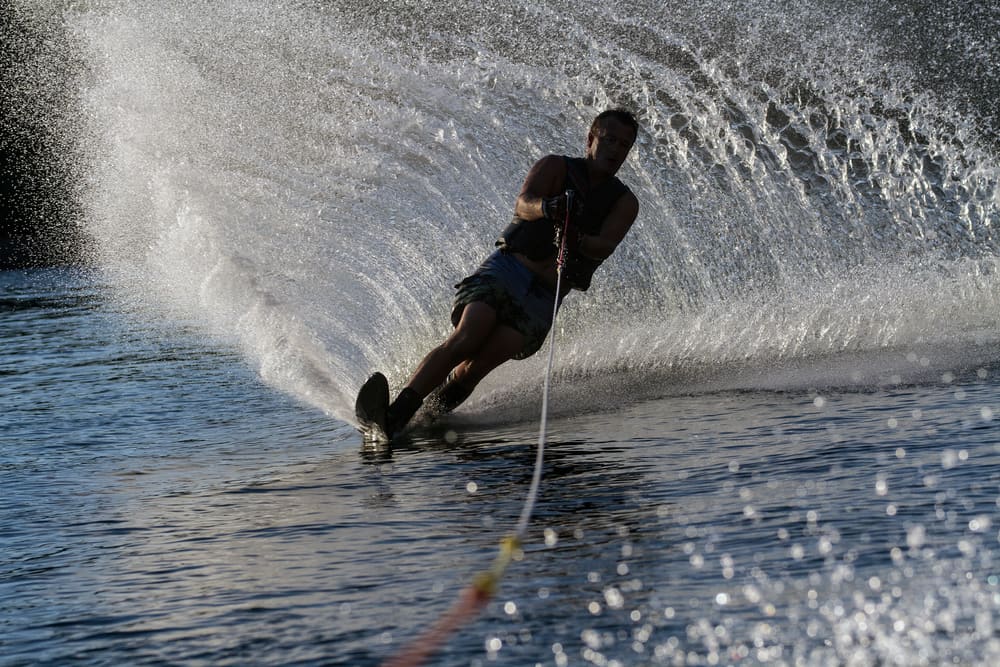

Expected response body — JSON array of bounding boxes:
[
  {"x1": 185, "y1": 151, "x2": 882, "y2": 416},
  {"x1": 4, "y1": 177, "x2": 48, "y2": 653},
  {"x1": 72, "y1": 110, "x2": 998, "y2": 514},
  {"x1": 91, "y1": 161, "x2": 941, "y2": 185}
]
[{"x1": 591, "y1": 109, "x2": 639, "y2": 137}]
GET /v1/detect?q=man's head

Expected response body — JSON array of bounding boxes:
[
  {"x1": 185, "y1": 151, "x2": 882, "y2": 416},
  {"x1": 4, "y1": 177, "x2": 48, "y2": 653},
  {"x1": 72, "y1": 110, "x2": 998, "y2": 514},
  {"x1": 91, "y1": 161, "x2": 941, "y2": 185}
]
[
  {"x1": 590, "y1": 109, "x2": 639, "y2": 139},
  {"x1": 586, "y1": 109, "x2": 639, "y2": 177}
]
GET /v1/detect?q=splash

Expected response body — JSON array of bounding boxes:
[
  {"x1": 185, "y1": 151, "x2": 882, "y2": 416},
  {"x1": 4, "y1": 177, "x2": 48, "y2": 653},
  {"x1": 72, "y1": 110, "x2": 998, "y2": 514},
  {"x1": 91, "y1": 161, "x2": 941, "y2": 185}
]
[{"x1": 52, "y1": 0, "x2": 1000, "y2": 422}]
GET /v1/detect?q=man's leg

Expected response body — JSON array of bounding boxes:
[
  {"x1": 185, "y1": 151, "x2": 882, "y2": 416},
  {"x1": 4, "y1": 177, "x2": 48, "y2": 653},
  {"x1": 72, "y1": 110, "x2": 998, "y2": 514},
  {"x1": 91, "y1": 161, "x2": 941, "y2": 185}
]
[
  {"x1": 386, "y1": 301, "x2": 499, "y2": 435},
  {"x1": 451, "y1": 324, "x2": 524, "y2": 389},
  {"x1": 405, "y1": 301, "x2": 499, "y2": 396},
  {"x1": 427, "y1": 324, "x2": 524, "y2": 415}
]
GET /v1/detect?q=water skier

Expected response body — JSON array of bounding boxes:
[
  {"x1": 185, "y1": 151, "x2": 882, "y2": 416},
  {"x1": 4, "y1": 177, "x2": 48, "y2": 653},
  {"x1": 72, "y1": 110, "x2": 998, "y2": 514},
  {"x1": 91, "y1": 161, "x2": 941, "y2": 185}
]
[{"x1": 358, "y1": 109, "x2": 640, "y2": 439}]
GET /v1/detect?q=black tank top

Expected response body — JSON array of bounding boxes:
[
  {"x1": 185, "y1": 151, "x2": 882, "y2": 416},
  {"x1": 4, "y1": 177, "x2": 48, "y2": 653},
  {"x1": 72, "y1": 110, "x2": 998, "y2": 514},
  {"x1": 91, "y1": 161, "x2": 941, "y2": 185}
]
[{"x1": 496, "y1": 156, "x2": 629, "y2": 291}]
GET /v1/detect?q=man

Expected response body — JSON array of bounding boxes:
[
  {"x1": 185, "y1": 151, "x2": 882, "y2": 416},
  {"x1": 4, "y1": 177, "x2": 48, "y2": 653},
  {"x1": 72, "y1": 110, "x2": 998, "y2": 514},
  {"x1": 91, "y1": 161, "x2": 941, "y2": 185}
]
[{"x1": 360, "y1": 109, "x2": 640, "y2": 439}]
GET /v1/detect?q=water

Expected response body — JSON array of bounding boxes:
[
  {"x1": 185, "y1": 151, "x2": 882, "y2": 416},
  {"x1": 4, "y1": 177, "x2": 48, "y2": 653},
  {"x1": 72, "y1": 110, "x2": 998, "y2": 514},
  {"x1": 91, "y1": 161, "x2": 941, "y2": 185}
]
[
  {"x1": 4, "y1": 269, "x2": 1000, "y2": 665},
  {"x1": 4, "y1": 0, "x2": 1000, "y2": 664}
]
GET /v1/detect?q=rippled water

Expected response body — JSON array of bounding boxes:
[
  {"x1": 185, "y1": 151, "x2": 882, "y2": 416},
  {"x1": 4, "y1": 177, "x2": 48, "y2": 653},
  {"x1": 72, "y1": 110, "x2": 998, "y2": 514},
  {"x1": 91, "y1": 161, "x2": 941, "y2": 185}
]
[
  {"x1": 3, "y1": 269, "x2": 999, "y2": 666},
  {"x1": 5, "y1": 0, "x2": 1000, "y2": 663}
]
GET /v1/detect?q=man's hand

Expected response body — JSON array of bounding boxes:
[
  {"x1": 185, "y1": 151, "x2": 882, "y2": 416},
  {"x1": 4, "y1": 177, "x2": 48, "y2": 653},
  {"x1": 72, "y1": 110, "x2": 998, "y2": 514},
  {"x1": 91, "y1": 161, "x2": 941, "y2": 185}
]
[
  {"x1": 541, "y1": 190, "x2": 583, "y2": 222},
  {"x1": 541, "y1": 194, "x2": 567, "y2": 221}
]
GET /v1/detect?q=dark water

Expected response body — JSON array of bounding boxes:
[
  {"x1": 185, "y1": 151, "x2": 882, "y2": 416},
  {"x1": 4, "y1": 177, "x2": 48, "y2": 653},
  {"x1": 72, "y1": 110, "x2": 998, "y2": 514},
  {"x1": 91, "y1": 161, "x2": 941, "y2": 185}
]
[
  {"x1": 4, "y1": 0, "x2": 1000, "y2": 664},
  {"x1": 3, "y1": 269, "x2": 999, "y2": 666}
]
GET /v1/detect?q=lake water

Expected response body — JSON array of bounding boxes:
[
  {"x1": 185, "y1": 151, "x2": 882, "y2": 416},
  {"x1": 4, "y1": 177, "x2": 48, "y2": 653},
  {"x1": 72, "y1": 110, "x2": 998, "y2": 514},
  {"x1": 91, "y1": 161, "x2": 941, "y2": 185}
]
[
  {"x1": 3, "y1": 268, "x2": 999, "y2": 666},
  {"x1": 5, "y1": 0, "x2": 1000, "y2": 664}
]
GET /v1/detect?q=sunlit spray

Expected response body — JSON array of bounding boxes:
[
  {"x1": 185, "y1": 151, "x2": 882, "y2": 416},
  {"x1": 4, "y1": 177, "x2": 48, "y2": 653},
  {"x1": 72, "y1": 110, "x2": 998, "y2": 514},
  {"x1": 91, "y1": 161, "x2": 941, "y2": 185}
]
[{"x1": 60, "y1": 0, "x2": 1000, "y2": 422}]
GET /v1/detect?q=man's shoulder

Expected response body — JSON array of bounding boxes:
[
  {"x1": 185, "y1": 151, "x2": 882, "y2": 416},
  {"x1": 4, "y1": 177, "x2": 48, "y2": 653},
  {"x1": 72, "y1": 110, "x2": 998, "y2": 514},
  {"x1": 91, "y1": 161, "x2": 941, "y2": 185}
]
[
  {"x1": 617, "y1": 179, "x2": 636, "y2": 196},
  {"x1": 534, "y1": 153, "x2": 569, "y2": 168},
  {"x1": 610, "y1": 175, "x2": 636, "y2": 199},
  {"x1": 617, "y1": 186, "x2": 640, "y2": 216},
  {"x1": 527, "y1": 154, "x2": 570, "y2": 182},
  {"x1": 606, "y1": 177, "x2": 639, "y2": 217}
]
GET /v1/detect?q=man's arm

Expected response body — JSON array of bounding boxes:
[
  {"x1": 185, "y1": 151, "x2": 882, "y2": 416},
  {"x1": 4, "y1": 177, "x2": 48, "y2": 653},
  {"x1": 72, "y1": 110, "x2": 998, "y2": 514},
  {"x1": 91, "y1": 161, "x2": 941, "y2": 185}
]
[
  {"x1": 513, "y1": 155, "x2": 567, "y2": 221},
  {"x1": 578, "y1": 191, "x2": 639, "y2": 260}
]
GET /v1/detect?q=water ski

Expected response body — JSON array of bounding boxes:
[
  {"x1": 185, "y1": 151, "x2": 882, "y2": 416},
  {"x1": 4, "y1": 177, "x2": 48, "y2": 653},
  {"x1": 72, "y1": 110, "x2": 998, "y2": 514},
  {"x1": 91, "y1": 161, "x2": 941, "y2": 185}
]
[{"x1": 355, "y1": 372, "x2": 391, "y2": 443}]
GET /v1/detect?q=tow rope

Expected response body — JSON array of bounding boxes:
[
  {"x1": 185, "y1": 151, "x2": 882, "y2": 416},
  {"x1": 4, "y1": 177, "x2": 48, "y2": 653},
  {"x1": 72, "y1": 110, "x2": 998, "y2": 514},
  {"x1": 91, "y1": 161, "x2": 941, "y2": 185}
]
[{"x1": 381, "y1": 192, "x2": 575, "y2": 667}]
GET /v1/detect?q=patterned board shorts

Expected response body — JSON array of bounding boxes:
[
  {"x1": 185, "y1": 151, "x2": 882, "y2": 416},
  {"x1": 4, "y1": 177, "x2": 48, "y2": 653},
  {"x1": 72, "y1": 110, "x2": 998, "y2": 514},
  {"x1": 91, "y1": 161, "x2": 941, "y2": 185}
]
[{"x1": 451, "y1": 249, "x2": 563, "y2": 360}]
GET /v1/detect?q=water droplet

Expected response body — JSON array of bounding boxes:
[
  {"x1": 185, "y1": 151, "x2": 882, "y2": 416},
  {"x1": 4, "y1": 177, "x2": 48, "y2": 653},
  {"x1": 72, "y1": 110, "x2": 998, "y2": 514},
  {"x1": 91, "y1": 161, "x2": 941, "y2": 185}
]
[
  {"x1": 969, "y1": 516, "x2": 992, "y2": 532},
  {"x1": 942, "y1": 449, "x2": 959, "y2": 469},
  {"x1": 875, "y1": 475, "x2": 888, "y2": 496}
]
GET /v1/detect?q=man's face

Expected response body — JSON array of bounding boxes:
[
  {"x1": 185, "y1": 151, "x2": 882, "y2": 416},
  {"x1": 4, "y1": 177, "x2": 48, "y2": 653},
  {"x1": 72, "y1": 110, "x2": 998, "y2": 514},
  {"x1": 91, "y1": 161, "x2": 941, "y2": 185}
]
[{"x1": 586, "y1": 118, "x2": 636, "y2": 176}]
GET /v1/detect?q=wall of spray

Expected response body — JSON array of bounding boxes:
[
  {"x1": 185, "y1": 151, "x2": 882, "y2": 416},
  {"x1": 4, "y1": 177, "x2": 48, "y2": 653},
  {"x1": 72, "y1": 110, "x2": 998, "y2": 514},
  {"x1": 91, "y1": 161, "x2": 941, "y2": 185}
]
[{"x1": 24, "y1": 0, "x2": 997, "y2": 422}]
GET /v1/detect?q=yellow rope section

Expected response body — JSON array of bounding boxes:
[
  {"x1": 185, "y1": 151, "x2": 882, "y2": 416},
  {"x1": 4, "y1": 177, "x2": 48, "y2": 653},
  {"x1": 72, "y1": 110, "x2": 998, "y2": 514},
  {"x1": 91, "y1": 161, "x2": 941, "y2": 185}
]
[
  {"x1": 380, "y1": 536, "x2": 523, "y2": 667},
  {"x1": 471, "y1": 535, "x2": 522, "y2": 596}
]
